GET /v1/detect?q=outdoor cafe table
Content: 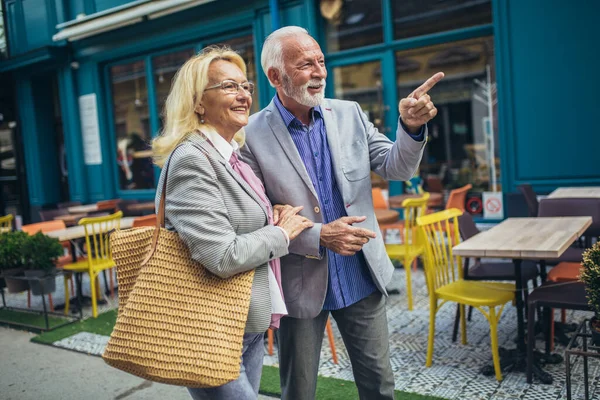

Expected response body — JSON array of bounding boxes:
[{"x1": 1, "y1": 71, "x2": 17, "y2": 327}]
[
  {"x1": 452, "y1": 216, "x2": 592, "y2": 381},
  {"x1": 67, "y1": 203, "x2": 99, "y2": 214},
  {"x1": 44, "y1": 217, "x2": 136, "y2": 313},
  {"x1": 374, "y1": 209, "x2": 400, "y2": 224},
  {"x1": 547, "y1": 187, "x2": 600, "y2": 199}
]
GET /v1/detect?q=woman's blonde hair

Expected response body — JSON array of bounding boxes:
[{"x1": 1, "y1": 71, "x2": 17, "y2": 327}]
[{"x1": 152, "y1": 45, "x2": 247, "y2": 167}]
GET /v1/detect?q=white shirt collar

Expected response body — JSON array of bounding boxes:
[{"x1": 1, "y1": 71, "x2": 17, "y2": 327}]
[{"x1": 201, "y1": 127, "x2": 239, "y2": 162}]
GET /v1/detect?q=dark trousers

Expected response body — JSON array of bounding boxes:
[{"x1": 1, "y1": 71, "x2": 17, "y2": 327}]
[{"x1": 277, "y1": 291, "x2": 395, "y2": 400}]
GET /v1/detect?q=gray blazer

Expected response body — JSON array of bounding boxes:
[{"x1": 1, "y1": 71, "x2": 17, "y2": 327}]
[
  {"x1": 155, "y1": 133, "x2": 289, "y2": 333},
  {"x1": 241, "y1": 98, "x2": 426, "y2": 319}
]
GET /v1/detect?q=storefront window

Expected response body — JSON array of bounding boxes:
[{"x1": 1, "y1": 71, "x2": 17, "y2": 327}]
[
  {"x1": 324, "y1": 0, "x2": 383, "y2": 52},
  {"x1": 110, "y1": 60, "x2": 155, "y2": 190},
  {"x1": 396, "y1": 36, "x2": 500, "y2": 194},
  {"x1": 215, "y1": 35, "x2": 259, "y2": 114},
  {"x1": 153, "y1": 48, "x2": 195, "y2": 129},
  {"x1": 393, "y1": 0, "x2": 492, "y2": 40},
  {"x1": 0, "y1": 2, "x2": 7, "y2": 59}
]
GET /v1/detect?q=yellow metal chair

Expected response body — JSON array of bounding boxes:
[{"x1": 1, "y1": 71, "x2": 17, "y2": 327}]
[
  {"x1": 417, "y1": 209, "x2": 514, "y2": 381},
  {"x1": 0, "y1": 214, "x2": 14, "y2": 232},
  {"x1": 384, "y1": 192, "x2": 430, "y2": 311},
  {"x1": 62, "y1": 211, "x2": 122, "y2": 318}
]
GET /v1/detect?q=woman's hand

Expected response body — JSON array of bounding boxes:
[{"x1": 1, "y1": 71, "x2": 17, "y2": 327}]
[
  {"x1": 273, "y1": 204, "x2": 301, "y2": 225},
  {"x1": 275, "y1": 205, "x2": 314, "y2": 240}
]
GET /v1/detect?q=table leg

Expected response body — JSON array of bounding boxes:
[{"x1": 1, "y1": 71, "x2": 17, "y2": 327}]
[{"x1": 480, "y1": 258, "x2": 559, "y2": 383}]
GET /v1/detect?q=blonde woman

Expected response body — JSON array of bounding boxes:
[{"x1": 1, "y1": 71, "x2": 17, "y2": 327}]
[{"x1": 153, "y1": 46, "x2": 313, "y2": 400}]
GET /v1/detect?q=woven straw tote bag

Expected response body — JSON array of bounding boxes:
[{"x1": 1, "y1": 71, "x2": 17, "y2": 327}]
[{"x1": 102, "y1": 152, "x2": 254, "y2": 388}]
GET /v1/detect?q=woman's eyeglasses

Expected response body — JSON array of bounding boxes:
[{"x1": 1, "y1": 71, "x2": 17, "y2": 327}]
[{"x1": 205, "y1": 80, "x2": 255, "y2": 95}]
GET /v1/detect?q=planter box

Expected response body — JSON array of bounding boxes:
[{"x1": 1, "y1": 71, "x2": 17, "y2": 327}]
[
  {"x1": 3, "y1": 268, "x2": 29, "y2": 293},
  {"x1": 24, "y1": 269, "x2": 57, "y2": 296}
]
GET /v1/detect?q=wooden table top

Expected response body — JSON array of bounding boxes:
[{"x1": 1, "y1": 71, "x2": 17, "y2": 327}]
[
  {"x1": 453, "y1": 217, "x2": 592, "y2": 259},
  {"x1": 67, "y1": 204, "x2": 98, "y2": 214},
  {"x1": 374, "y1": 209, "x2": 400, "y2": 224},
  {"x1": 126, "y1": 202, "x2": 155, "y2": 212},
  {"x1": 388, "y1": 192, "x2": 443, "y2": 208},
  {"x1": 45, "y1": 217, "x2": 136, "y2": 241},
  {"x1": 53, "y1": 213, "x2": 88, "y2": 226},
  {"x1": 547, "y1": 187, "x2": 600, "y2": 199}
]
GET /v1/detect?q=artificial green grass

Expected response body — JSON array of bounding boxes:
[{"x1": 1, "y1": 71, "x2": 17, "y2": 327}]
[
  {"x1": 0, "y1": 309, "x2": 70, "y2": 330},
  {"x1": 31, "y1": 310, "x2": 446, "y2": 400},
  {"x1": 31, "y1": 309, "x2": 117, "y2": 344},
  {"x1": 260, "y1": 365, "x2": 446, "y2": 400}
]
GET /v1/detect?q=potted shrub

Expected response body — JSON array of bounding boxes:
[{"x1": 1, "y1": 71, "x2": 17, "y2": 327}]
[
  {"x1": 581, "y1": 242, "x2": 600, "y2": 345},
  {"x1": 22, "y1": 232, "x2": 63, "y2": 296},
  {"x1": 0, "y1": 231, "x2": 30, "y2": 293}
]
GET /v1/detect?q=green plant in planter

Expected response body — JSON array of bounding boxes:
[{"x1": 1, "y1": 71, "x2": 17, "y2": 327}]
[
  {"x1": 22, "y1": 232, "x2": 64, "y2": 295},
  {"x1": 0, "y1": 231, "x2": 30, "y2": 293},
  {"x1": 22, "y1": 232, "x2": 63, "y2": 272},
  {"x1": 581, "y1": 242, "x2": 600, "y2": 343}
]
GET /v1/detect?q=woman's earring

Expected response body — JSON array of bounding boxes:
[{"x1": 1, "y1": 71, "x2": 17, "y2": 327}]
[{"x1": 200, "y1": 114, "x2": 205, "y2": 124}]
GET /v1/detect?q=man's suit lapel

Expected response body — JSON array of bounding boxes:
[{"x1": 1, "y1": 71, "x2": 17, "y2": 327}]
[
  {"x1": 188, "y1": 133, "x2": 268, "y2": 220},
  {"x1": 320, "y1": 100, "x2": 346, "y2": 200},
  {"x1": 265, "y1": 101, "x2": 319, "y2": 200}
]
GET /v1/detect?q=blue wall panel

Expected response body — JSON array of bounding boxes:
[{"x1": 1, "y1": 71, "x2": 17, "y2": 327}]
[
  {"x1": 22, "y1": 0, "x2": 51, "y2": 49},
  {"x1": 496, "y1": 0, "x2": 600, "y2": 192},
  {"x1": 16, "y1": 76, "x2": 61, "y2": 206}
]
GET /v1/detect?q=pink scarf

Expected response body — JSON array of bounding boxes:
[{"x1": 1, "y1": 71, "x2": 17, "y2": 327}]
[{"x1": 229, "y1": 151, "x2": 285, "y2": 329}]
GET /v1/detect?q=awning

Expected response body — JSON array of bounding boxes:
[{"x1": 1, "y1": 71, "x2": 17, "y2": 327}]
[{"x1": 53, "y1": 0, "x2": 216, "y2": 42}]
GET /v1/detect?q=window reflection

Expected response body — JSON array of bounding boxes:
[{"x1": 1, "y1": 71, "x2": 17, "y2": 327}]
[
  {"x1": 153, "y1": 49, "x2": 195, "y2": 129},
  {"x1": 393, "y1": 0, "x2": 492, "y2": 39},
  {"x1": 110, "y1": 60, "x2": 155, "y2": 190},
  {"x1": 0, "y1": 2, "x2": 7, "y2": 59},
  {"x1": 396, "y1": 36, "x2": 500, "y2": 193},
  {"x1": 324, "y1": 0, "x2": 383, "y2": 52}
]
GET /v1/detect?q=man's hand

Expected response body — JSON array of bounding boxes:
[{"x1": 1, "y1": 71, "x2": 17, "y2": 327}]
[
  {"x1": 320, "y1": 216, "x2": 377, "y2": 256},
  {"x1": 399, "y1": 72, "x2": 445, "y2": 134},
  {"x1": 273, "y1": 204, "x2": 303, "y2": 225}
]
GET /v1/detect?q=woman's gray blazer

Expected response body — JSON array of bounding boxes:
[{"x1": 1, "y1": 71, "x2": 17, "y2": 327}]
[{"x1": 155, "y1": 133, "x2": 288, "y2": 333}]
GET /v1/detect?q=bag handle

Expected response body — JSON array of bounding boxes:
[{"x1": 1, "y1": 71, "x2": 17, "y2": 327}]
[{"x1": 141, "y1": 151, "x2": 173, "y2": 266}]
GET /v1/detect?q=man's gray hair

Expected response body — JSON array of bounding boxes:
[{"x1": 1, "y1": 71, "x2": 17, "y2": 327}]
[{"x1": 261, "y1": 26, "x2": 309, "y2": 87}]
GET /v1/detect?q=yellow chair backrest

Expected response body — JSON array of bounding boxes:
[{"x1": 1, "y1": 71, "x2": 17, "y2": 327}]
[
  {"x1": 0, "y1": 214, "x2": 14, "y2": 232},
  {"x1": 416, "y1": 209, "x2": 463, "y2": 293},
  {"x1": 79, "y1": 211, "x2": 123, "y2": 267},
  {"x1": 400, "y1": 192, "x2": 430, "y2": 246}
]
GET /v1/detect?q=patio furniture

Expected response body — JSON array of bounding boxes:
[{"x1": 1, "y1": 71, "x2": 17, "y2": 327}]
[
  {"x1": 452, "y1": 216, "x2": 592, "y2": 382},
  {"x1": 0, "y1": 213, "x2": 14, "y2": 231},
  {"x1": 61, "y1": 212, "x2": 123, "y2": 318},
  {"x1": 56, "y1": 201, "x2": 82, "y2": 209},
  {"x1": 417, "y1": 208, "x2": 515, "y2": 381},
  {"x1": 564, "y1": 318, "x2": 599, "y2": 399},
  {"x1": 518, "y1": 184, "x2": 539, "y2": 217},
  {"x1": 526, "y1": 281, "x2": 591, "y2": 384},
  {"x1": 385, "y1": 193, "x2": 429, "y2": 310},
  {"x1": 39, "y1": 208, "x2": 69, "y2": 222},
  {"x1": 132, "y1": 214, "x2": 157, "y2": 228},
  {"x1": 538, "y1": 197, "x2": 600, "y2": 249},
  {"x1": 446, "y1": 184, "x2": 472, "y2": 211},
  {"x1": 547, "y1": 187, "x2": 600, "y2": 199},
  {"x1": 451, "y1": 212, "x2": 540, "y2": 342}
]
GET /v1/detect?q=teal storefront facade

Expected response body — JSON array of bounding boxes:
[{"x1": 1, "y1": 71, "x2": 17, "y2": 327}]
[{"x1": 0, "y1": 0, "x2": 598, "y2": 223}]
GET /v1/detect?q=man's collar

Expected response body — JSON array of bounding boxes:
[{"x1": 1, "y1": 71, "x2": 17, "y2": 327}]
[{"x1": 273, "y1": 94, "x2": 323, "y2": 127}]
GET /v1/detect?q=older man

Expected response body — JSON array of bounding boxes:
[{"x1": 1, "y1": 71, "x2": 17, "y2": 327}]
[{"x1": 241, "y1": 26, "x2": 443, "y2": 400}]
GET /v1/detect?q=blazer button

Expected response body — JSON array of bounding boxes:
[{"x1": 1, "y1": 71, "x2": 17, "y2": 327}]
[{"x1": 314, "y1": 206, "x2": 320, "y2": 213}]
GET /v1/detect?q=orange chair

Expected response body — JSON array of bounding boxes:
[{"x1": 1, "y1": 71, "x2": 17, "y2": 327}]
[
  {"x1": 445, "y1": 184, "x2": 472, "y2": 211},
  {"x1": 267, "y1": 318, "x2": 338, "y2": 364},
  {"x1": 132, "y1": 214, "x2": 157, "y2": 228},
  {"x1": 21, "y1": 220, "x2": 76, "y2": 311}
]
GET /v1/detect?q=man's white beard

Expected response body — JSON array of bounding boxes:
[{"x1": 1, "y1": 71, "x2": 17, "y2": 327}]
[{"x1": 282, "y1": 76, "x2": 326, "y2": 108}]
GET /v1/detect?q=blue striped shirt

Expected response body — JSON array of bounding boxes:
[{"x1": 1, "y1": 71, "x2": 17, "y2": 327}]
[{"x1": 273, "y1": 95, "x2": 378, "y2": 310}]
